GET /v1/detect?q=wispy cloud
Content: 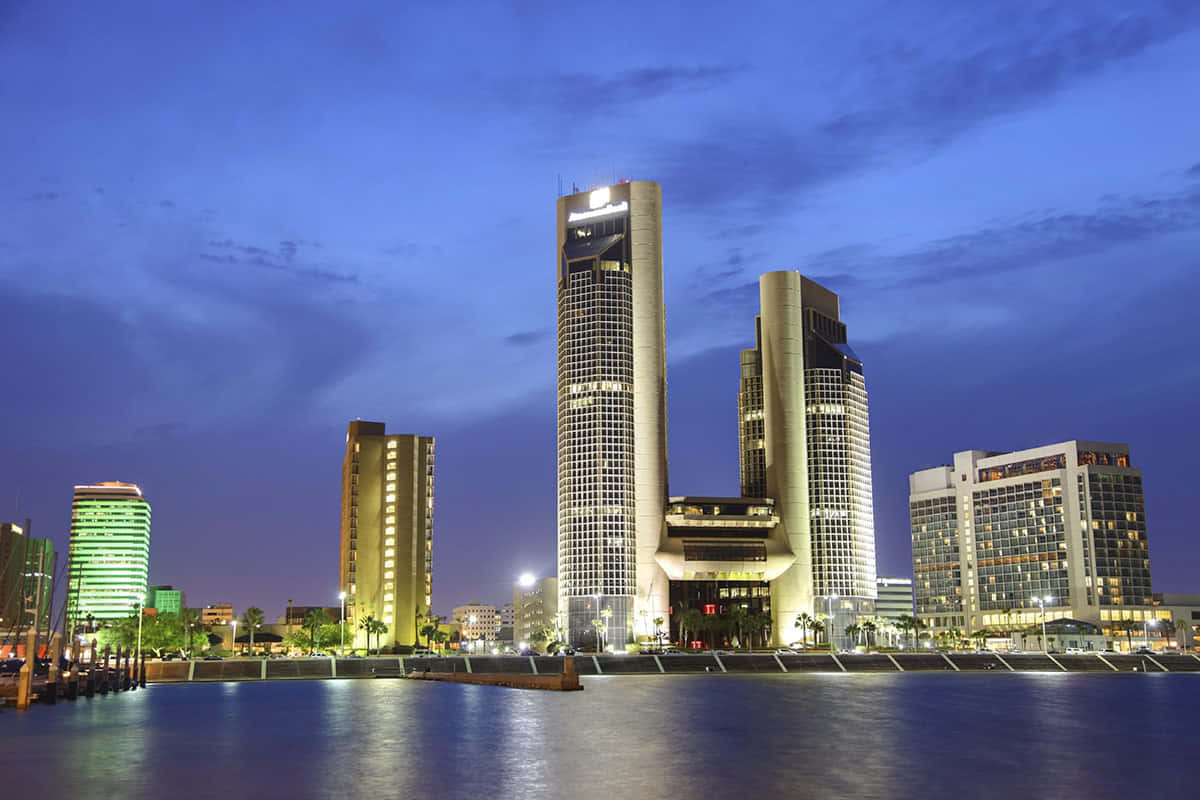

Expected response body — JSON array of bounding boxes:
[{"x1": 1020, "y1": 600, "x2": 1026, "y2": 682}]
[{"x1": 504, "y1": 329, "x2": 550, "y2": 347}]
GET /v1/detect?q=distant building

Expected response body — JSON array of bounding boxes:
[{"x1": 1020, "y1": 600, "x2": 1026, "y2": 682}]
[
  {"x1": 340, "y1": 421, "x2": 435, "y2": 651},
  {"x1": 279, "y1": 606, "x2": 339, "y2": 627},
  {"x1": 1154, "y1": 594, "x2": 1200, "y2": 651},
  {"x1": 910, "y1": 441, "x2": 1156, "y2": 641},
  {"x1": 202, "y1": 604, "x2": 234, "y2": 625},
  {"x1": 147, "y1": 585, "x2": 184, "y2": 616},
  {"x1": 0, "y1": 522, "x2": 55, "y2": 639},
  {"x1": 452, "y1": 603, "x2": 497, "y2": 643},
  {"x1": 66, "y1": 482, "x2": 151, "y2": 629},
  {"x1": 875, "y1": 577, "x2": 914, "y2": 622},
  {"x1": 1011, "y1": 618, "x2": 1107, "y2": 652},
  {"x1": 514, "y1": 577, "x2": 559, "y2": 647}
]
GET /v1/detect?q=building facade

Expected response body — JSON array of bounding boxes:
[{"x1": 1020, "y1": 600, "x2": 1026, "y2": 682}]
[
  {"x1": 514, "y1": 576, "x2": 559, "y2": 647},
  {"x1": 340, "y1": 422, "x2": 435, "y2": 651},
  {"x1": 556, "y1": 181, "x2": 668, "y2": 647},
  {"x1": 147, "y1": 585, "x2": 184, "y2": 616},
  {"x1": 0, "y1": 522, "x2": 55, "y2": 640},
  {"x1": 734, "y1": 272, "x2": 877, "y2": 645},
  {"x1": 452, "y1": 603, "x2": 498, "y2": 644},
  {"x1": 201, "y1": 603, "x2": 234, "y2": 625},
  {"x1": 875, "y1": 576, "x2": 914, "y2": 623},
  {"x1": 1153, "y1": 593, "x2": 1200, "y2": 651},
  {"x1": 910, "y1": 441, "x2": 1155, "y2": 639},
  {"x1": 66, "y1": 482, "x2": 151, "y2": 629}
]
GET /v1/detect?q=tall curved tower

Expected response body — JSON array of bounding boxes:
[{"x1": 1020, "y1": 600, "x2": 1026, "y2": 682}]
[{"x1": 556, "y1": 181, "x2": 668, "y2": 649}]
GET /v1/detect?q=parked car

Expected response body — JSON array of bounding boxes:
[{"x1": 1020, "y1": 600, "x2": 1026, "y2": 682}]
[
  {"x1": 345, "y1": 653, "x2": 365, "y2": 659},
  {"x1": 516, "y1": 648, "x2": 538, "y2": 656},
  {"x1": 309, "y1": 651, "x2": 330, "y2": 658},
  {"x1": 203, "y1": 655, "x2": 224, "y2": 661},
  {"x1": 411, "y1": 648, "x2": 439, "y2": 657},
  {"x1": 775, "y1": 648, "x2": 798, "y2": 655},
  {"x1": 710, "y1": 649, "x2": 731, "y2": 656},
  {"x1": 554, "y1": 647, "x2": 577, "y2": 656},
  {"x1": 661, "y1": 647, "x2": 683, "y2": 654},
  {"x1": 162, "y1": 653, "x2": 183, "y2": 661}
]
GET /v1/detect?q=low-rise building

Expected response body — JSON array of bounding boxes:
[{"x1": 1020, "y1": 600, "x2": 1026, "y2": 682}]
[
  {"x1": 514, "y1": 577, "x2": 559, "y2": 648},
  {"x1": 452, "y1": 603, "x2": 498, "y2": 643},
  {"x1": 1153, "y1": 593, "x2": 1200, "y2": 651},
  {"x1": 202, "y1": 603, "x2": 234, "y2": 625},
  {"x1": 876, "y1": 576, "x2": 914, "y2": 622}
]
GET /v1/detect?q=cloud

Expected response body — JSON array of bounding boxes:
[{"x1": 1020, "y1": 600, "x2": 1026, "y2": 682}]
[
  {"x1": 503, "y1": 64, "x2": 744, "y2": 115},
  {"x1": 504, "y1": 329, "x2": 550, "y2": 347},
  {"x1": 159, "y1": 199, "x2": 175, "y2": 209},
  {"x1": 1187, "y1": 162, "x2": 1200, "y2": 178},
  {"x1": 658, "y1": 3, "x2": 1200, "y2": 215},
  {"x1": 202, "y1": 237, "x2": 356, "y2": 283}
]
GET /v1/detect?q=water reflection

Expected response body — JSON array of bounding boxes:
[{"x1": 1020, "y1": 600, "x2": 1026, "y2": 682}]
[{"x1": 2, "y1": 674, "x2": 1196, "y2": 798}]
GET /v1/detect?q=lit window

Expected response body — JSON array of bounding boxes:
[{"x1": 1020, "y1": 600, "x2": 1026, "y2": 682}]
[
  {"x1": 386, "y1": 483, "x2": 396, "y2": 492},
  {"x1": 386, "y1": 494, "x2": 396, "y2": 503},
  {"x1": 383, "y1": 615, "x2": 393, "y2": 624},
  {"x1": 385, "y1": 538, "x2": 395, "y2": 547},
  {"x1": 385, "y1": 516, "x2": 395, "y2": 524},
  {"x1": 385, "y1": 560, "x2": 394, "y2": 568},
  {"x1": 384, "y1": 571, "x2": 394, "y2": 579},
  {"x1": 387, "y1": 441, "x2": 397, "y2": 449},
  {"x1": 385, "y1": 527, "x2": 395, "y2": 535},
  {"x1": 385, "y1": 548, "x2": 395, "y2": 557},
  {"x1": 387, "y1": 473, "x2": 397, "y2": 481},
  {"x1": 350, "y1": 584, "x2": 356, "y2": 594},
  {"x1": 384, "y1": 593, "x2": 393, "y2": 601}
]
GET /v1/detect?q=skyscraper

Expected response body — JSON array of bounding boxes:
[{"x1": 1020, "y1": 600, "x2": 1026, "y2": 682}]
[
  {"x1": 66, "y1": 482, "x2": 151, "y2": 629},
  {"x1": 340, "y1": 422, "x2": 434, "y2": 651},
  {"x1": 556, "y1": 181, "x2": 668, "y2": 648},
  {"x1": 910, "y1": 441, "x2": 1156, "y2": 642},
  {"x1": 738, "y1": 272, "x2": 877, "y2": 644}
]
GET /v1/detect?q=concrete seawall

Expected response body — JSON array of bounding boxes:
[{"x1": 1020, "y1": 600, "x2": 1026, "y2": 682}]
[{"x1": 137, "y1": 652, "x2": 1200, "y2": 685}]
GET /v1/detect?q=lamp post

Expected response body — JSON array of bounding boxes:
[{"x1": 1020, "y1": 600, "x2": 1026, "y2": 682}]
[
  {"x1": 592, "y1": 593, "x2": 603, "y2": 652},
  {"x1": 1144, "y1": 618, "x2": 1157, "y2": 650},
  {"x1": 230, "y1": 619, "x2": 238, "y2": 656},
  {"x1": 338, "y1": 591, "x2": 347, "y2": 653},
  {"x1": 827, "y1": 595, "x2": 838, "y2": 654},
  {"x1": 1032, "y1": 596, "x2": 1052, "y2": 653},
  {"x1": 136, "y1": 594, "x2": 145, "y2": 666}
]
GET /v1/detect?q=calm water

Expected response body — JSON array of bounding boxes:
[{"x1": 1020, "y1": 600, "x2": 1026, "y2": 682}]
[{"x1": 3, "y1": 673, "x2": 1197, "y2": 798}]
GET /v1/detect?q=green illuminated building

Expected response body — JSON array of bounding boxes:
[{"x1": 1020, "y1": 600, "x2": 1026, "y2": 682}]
[
  {"x1": 148, "y1": 584, "x2": 184, "y2": 615},
  {"x1": 66, "y1": 482, "x2": 151, "y2": 629}
]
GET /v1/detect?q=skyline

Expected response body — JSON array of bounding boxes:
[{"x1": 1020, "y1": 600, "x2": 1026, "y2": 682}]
[{"x1": 2, "y1": 1, "x2": 1199, "y2": 617}]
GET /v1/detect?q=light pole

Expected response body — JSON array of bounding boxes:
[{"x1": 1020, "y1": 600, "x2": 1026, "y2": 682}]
[
  {"x1": 592, "y1": 593, "x2": 603, "y2": 652},
  {"x1": 827, "y1": 595, "x2": 838, "y2": 654},
  {"x1": 1032, "y1": 596, "x2": 1052, "y2": 653},
  {"x1": 230, "y1": 619, "x2": 238, "y2": 656},
  {"x1": 1144, "y1": 618, "x2": 1157, "y2": 650},
  {"x1": 136, "y1": 594, "x2": 145, "y2": 665},
  {"x1": 338, "y1": 591, "x2": 347, "y2": 653}
]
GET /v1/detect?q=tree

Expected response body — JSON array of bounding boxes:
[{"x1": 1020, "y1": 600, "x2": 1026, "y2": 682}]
[
  {"x1": 653, "y1": 617, "x2": 666, "y2": 648},
  {"x1": 318, "y1": 623, "x2": 344, "y2": 651},
  {"x1": 812, "y1": 619, "x2": 826, "y2": 646},
  {"x1": 679, "y1": 608, "x2": 703, "y2": 649},
  {"x1": 241, "y1": 607, "x2": 265, "y2": 655},
  {"x1": 844, "y1": 622, "x2": 862, "y2": 649},
  {"x1": 590, "y1": 618, "x2": 607, "y2": 652},
  {"x1": 749, "y1": 609, "x2": 773, "y2": 649},
  {"x1": 180, "y1": 607, "x2": 206, "y2": 656},
  {"x1": 359, "y1": 615, "x2": 388, "y2": 655},
  {"x1": 419, "y1": 612, "x2": 445, "y2": 649},
  {"x1": 303, "y1": 609, "x2": 330, "y2": 654},
  {"x1": 727, "y1": 604, "x2": 750, "y2": 650},
  {"x1": 860, "y1": 618, "x2": 878, "y2": 650},
  {"x1": 795, "y1": 612, "x2": 815, "y2": 649}
]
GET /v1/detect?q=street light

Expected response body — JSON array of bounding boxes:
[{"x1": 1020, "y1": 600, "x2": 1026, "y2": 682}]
[
  {"x1": 518, "y1": 573, "x2": 536, "y2": 589},
  {"x1": 593, "y1": 593, "x2": 603, "y2": 652},
  {"x1": 1031, "y1": 596, "x2": 1053, "y2": 653},
  {"x1": 136, "y1": 594, "x2": 145, "y2": 666},
  {"x1": 230, "y1": 619, "x2": 238, "y2": 656},
  {"x1": 1144, "y1": 618, "x2": 1157, "y2": 650},
  {"x1": 338, "y1": 591, "x2": 347, "y2": 653},
  {"x1": 827, "y1": 595, "x2": 838, "y2": 654}
]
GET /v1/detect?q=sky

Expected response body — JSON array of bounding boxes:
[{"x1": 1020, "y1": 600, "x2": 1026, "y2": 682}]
[{"x1": 2, "y1": 0, "x2": 1198, "y2": 620}]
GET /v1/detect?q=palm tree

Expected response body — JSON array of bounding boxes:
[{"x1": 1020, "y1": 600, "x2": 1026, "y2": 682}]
[
  {"x1": 727, "y1": 604, "x2": 750, "y2": 650},
  {"x1": 860, "y1": 618, "x2": 878, "y2": 650},
  {"x1": 750, "y1": 609, "x2": 773, "y2": 649},
  {"x1": 241, "y1": 606, "x2": 265, "y2": 655},
  {"x1": 844, "y1": 622, "x2": 862, "y2": 649},
  {"x1": 795, "y1": 612, "x2": 815, "y2": 649},
  {"x1": 812, "y1": 619, "x2": 826, "y2": 647},
  {"x1": 679, "y1": 607, "x2": 703, "y2": 649},
  {"x1": 303, "y1": 609, "x2": 329, "y2": 654},
  {"x1": 418, "y1": 612, "x2": 444, "y2": 649},
  {"x1": 652, "y1": 617, "x2": 666, "y2": 647}
]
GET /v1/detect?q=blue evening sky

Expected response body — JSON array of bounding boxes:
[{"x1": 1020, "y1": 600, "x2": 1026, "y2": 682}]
[{"x1": 2, "y1": 0, "x2": 1198, "y2": 617}]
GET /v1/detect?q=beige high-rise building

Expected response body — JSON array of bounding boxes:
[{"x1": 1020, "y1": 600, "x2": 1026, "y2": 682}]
[
  {"x1": 556, "y1": 181, "x2": 669, "y2": 648},
  {"x1": 514, "y1": 576, "x2": 559, "y2": 647},
  {"x1": 340, "y1": 422, "x2": 434, "y2": 651},
  {"x1": 910, "y1": 441, "x2": 1156, "y2": 643}
]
